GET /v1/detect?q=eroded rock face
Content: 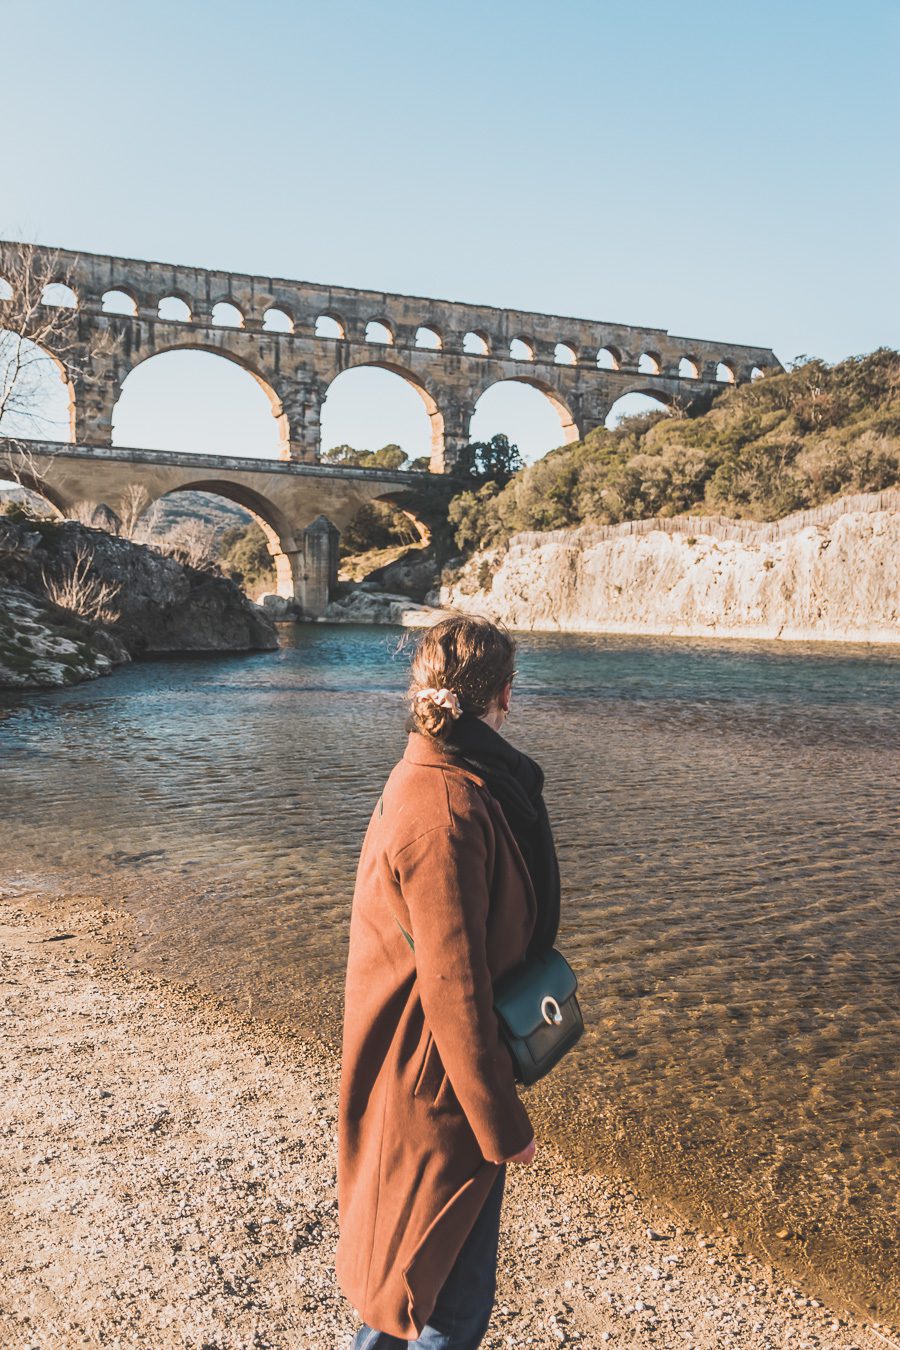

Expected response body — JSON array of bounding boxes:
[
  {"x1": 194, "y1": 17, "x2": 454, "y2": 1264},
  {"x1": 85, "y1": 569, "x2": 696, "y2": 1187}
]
[
  {"x1": 364, "y1": 546, "x2": 441, "y2": 602},
  {"x1": 35, "y1": 522, "x2": 278, "y2": 656},
  {"x1": 440, "y1": 504, "x2": 900, "y2": 643},
  {"x1": 0, "y1": 517, "x2": 277, "y2": 689}
]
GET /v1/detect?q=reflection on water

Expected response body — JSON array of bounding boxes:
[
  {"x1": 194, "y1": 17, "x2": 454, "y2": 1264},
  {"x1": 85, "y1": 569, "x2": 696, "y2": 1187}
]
[{"x1": 1, "y1": 625, "x2": 898, "y2": 1321}]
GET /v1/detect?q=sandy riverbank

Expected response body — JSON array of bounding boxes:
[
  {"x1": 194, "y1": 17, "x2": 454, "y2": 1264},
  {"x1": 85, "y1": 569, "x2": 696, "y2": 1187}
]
[{"x1": 0, "y1": 878, "x2": 893, "y2": 1350}]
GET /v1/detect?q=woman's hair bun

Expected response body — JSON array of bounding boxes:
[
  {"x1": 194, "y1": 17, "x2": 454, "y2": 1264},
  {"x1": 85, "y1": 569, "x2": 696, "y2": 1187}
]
[
  {"x1": 413, "y1": 694, "x2": 457, "y2": 739},
  {"x1": 407, "y1": 616, "x2": 516, "y2": 740}
]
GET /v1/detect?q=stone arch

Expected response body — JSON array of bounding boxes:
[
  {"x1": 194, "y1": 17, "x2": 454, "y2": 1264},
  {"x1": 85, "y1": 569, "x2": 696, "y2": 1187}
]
[
  {"x1": 638, "y1": 351, "x2": 661, "y2": 375},
  {"x1": 614, "y1": 382, "x2": 677, "y2": 407},
  {"x1": 0, "y1": 329, "x2": 77, "y2": 441},
  {"x1": 0, "y1": 462, "x2": 68, "y2": 518},
  {"x1": 211, "y1": 301, "x2": 244, "y2": 328},
  {"x1": 716, "y1": 360, "x2": 735, "y2": 383},
  {"x1": 415, "y1": 325, "x2": 442, "y2": 350},
  {"x1": 474, "y1": 375, "x2": 579, "y2": 446},
  {"x1": 365, "y1": 319, "x2": 393, "y2": 345},
  {"x1": 111, "y1": 341, "x2": 291, "y2": 455},
  {"x1": 101, "y1": 289, "x2": 138, "y2": 316},
  {"x1": 327, "y1": 357, "x2": 445, "y2": 466},
  {"x1": 554, "y1": 343, "x2": 577, "y2": 366},
  {"x1": 262, "y1": 307, "x2": 293, "y2": 333},
  {"x1": 157, "y1": 294, "x2": 193, "y2": 322},
  {"x1": 678, "y1": 355, "x2": 700, "y2": 379},
  {"x1": 363, "y1": 489, "x2": 431, "y2": 549},
  {"x1": 315, "y1": 313, "x2": 345, "y2": 339},
  {"x1": 597, "y1": 345, "x2": 621, "y2": 370},
  {"x1": 150, "y1": 479, "x2": 298, "y2": 598},
  {"x1": 509, "y1": 336, "x2": 535, "y2": 362},
  {"x1": 463, "y1": 331, "x2": 489, "y2": 356},
  {"x1": 605, "y1": 385, "x2": 676, "y2": 428},
  {"x1": 41, "y1": 282, "x2": 77, "y2": 308}
]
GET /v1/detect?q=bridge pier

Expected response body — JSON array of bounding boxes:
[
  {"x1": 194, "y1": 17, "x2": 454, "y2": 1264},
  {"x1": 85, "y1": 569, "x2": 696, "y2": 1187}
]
[
  {"x1": 281, "y1": 375, "x2": 327, "y2": 464},
  {"x1": 433, "y1": 394, "x2": 475, "y2": 474},
  {"x1": 294, "y1": 515, "x2": 340, "y2": 616}
]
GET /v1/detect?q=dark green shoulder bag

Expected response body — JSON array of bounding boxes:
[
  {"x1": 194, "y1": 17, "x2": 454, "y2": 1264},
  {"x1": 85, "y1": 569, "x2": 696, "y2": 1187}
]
[{"x1": 394, "y1": 918, "x2": 584, "y2": 1087}]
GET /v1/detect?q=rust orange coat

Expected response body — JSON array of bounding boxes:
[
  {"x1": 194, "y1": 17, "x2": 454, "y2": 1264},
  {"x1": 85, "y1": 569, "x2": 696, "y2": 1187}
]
[{"x1": 335, "y1": 730, "x2": 538, "y2": 1339}]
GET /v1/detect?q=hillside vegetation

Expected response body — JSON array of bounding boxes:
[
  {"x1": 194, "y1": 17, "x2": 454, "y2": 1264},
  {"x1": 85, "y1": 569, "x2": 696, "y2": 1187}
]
[{"x1": 448, "y1": 350, "x2": 900, "y2": 551}]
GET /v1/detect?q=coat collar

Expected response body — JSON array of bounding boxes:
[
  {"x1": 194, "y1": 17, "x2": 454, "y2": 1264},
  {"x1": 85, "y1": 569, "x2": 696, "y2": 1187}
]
[
  {"x1": 402, "y1": 730, "x2": 488, "y2": 787},
  {"x1": 402, "y1": 732, "x2": 538, "y2": 917}
]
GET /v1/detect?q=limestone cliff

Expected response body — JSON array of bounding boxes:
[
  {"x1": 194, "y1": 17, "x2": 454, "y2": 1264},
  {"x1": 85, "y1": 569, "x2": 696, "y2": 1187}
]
[{"x1": 437, "y1": 490, "x2": 900, "y2": 643}]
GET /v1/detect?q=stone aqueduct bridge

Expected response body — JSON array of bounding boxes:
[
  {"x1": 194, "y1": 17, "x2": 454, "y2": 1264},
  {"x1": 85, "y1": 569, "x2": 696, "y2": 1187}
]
[
  {"x1": 11, "y1": 243, "x2": 780, "y2": 470},
  {"x1": 2, "y1": 242, "x2": 781, "y2": 614}
]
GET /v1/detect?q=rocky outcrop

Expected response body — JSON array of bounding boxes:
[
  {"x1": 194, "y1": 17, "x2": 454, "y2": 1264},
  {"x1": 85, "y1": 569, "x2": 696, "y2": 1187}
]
[
  {"x1": 438, "y1": 491, "x2": 900, "y2": 643},
  {"x1": 363, "y1": 545, "x2": 441, "y2": 602},
  {"x1": 323, "y1": 586, "x2": 443, "y2": 627},
  {"x1": 258, "y1": 593, "x2": 303, "y2": 621},
  {"x1": 0, "y1": 586, "x2": 130, "y2": 689},
  {"x1": 0, "y1": 516, "x2": 277, "y2": 689}
]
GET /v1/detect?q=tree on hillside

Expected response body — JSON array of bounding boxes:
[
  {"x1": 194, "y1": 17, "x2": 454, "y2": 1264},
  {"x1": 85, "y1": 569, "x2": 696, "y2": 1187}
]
[
  {"x1": 219, "y1": 522, "x2": 276, "y2": 594},
  {"x1": 369, "y1": 443, "x2": 407, "y2": 469},
  {"x1": 0, "y1": 241, "x2": 120, "y2": 493},
  {"x1": 468, "y1": 433, "x2": 524, "y2": 486},
  {"x1": 445, "y1": 349, "x2": 900, "y2": 552},
  {"x1": 321, "y1": 443, "x2": 410, "y2": 470}
]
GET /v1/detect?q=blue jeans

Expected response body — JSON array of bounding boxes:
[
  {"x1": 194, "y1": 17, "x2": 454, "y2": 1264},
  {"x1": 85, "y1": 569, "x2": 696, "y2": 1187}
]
[{"x1": 352, "y1": 1163, "x2": 507, "y2": 1348}]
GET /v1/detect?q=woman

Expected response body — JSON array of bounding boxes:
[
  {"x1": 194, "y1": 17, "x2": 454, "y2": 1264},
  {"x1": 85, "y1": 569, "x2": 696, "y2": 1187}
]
[{"x1": 335, "y1": 615, "x2": 561, "y2": 1348}]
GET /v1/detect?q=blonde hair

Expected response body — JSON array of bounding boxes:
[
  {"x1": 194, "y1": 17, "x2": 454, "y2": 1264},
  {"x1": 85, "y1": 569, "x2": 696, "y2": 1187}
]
[{"x1": 408, "y1": 615, "x2": 516, "y2": 739}]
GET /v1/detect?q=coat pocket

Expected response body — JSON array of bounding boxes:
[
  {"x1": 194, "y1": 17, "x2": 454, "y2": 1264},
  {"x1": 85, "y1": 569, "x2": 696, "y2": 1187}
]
[{"x1": 412, "y1": 1028, "x2": 448, "y2": 1105}]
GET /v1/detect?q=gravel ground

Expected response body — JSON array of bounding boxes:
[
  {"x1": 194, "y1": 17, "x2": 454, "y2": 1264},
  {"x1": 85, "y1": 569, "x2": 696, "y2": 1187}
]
[{"x1": 0, "y1": 883, "x2": 894, "y2": 1350}]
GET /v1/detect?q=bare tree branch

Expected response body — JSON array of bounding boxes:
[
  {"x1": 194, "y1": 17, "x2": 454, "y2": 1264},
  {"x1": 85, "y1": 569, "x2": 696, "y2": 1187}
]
[
  {"x1": 0, "y1": 241, "x2": 122, "y2": 497},
  {"x1": 42, "y1": 542, "x2": 121, "y2": 625},
  {"x1": 156, "y1": 518, "x2": 219, "y2": 570}
]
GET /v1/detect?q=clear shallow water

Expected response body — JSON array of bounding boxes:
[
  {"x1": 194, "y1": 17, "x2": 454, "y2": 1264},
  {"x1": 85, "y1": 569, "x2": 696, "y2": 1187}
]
[{"x1": 1, "y1": 626, "x2": 898, "y2": 1321}]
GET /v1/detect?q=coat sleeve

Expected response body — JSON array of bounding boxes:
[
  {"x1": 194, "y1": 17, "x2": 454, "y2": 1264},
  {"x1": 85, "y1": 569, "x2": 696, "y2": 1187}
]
[{"x1": 391, "y1": 812, "x2": 535, "y2": 1163}]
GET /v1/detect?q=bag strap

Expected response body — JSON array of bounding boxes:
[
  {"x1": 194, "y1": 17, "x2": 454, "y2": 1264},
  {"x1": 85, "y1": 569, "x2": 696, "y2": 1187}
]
[{"x1": 394, "y1": 915, "x2": 415, "y2": 951}]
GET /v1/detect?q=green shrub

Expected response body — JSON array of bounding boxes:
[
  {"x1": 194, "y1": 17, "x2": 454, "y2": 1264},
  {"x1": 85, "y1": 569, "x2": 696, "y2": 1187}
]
[
  {"x1": 218, "y1": 523, "x2": 276, "y2": 592},
  {"x1": 341, "y1": 501, "x2": 420, "y2": 554},
  {"x1": 446, "y1": 348, "x2": 900, "y2": 552}
]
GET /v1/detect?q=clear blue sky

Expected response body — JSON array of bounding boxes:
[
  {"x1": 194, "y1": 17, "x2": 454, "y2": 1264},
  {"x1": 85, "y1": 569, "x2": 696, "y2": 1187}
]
[{"x1": 2, "y1": 0, "x2": 898, "y2": 464}]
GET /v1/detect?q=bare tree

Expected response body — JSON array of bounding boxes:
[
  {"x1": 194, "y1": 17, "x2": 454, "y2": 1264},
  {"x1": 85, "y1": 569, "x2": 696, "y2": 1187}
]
[
  {"x1": 117, "y1": 483, "x2": 151, "y2": 539},
  {"x1": 42, "y1": 543, "x2": 121, "y2": 625},
  {"x1": 131, "y1": 497, "x2": 165, "y2": 545},
  {"x1": 157, "y1": 518, "x2": 219, "y2": 570},
  {"x1": 0, "y1": 240, "x2": 120, "y2": 497},
  {"x1": 66, "y1": 499, "x2": 104, "y2": 527}
]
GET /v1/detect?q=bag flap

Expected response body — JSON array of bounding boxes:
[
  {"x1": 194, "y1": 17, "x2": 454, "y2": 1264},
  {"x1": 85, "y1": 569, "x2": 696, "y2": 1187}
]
[{"x1": 493, "y1": 948, "x2": 578, "y2": 1039}]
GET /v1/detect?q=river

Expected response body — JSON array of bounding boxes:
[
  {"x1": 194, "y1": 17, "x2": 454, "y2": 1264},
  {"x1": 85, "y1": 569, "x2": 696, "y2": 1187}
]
[{"x1": 1, "y1": 624, "x2": 897, "y2": 1322}]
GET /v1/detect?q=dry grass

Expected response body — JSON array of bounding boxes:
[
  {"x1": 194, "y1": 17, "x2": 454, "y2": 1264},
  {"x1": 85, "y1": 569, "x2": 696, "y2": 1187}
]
[{"x1": 42, "y1": 543, "x2": 121, "y2": 625}]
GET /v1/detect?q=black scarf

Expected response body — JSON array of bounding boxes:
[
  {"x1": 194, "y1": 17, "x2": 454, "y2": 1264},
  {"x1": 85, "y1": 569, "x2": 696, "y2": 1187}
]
[{"x1": 425, "y1": 713, "x2": 561, "y2": 958}]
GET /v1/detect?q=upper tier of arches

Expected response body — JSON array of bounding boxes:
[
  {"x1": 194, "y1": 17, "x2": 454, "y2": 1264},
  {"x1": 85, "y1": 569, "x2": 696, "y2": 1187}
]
[{"x1": 17, "y1": 260, "x2": 771, "y2": 381}]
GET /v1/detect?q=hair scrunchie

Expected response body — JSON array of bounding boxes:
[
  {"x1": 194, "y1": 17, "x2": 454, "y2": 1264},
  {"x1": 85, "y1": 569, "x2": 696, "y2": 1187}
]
[{"x1": 414, "y1": 686, "x2": 463, "y2": 719}]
